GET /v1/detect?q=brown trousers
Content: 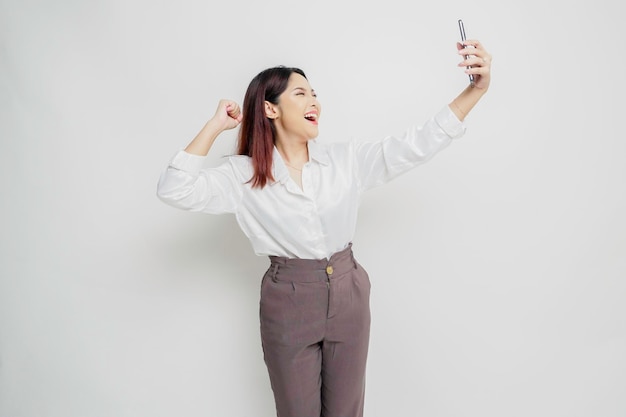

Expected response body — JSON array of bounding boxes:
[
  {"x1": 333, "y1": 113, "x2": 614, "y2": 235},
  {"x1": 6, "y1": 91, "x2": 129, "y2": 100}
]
[{"x1": 260, "y1": 244, "x2": 371, "y2": 417}]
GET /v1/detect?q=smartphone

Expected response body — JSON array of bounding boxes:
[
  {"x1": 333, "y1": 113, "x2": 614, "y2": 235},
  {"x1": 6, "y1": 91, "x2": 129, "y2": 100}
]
[{"x1": 458, "y1": 19, "x2": 474, "y2": 84}]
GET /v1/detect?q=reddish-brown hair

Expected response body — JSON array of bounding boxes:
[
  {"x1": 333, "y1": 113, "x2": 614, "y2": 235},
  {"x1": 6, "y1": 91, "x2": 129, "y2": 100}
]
[{"x1": 237, "y1": 66, "x2": 307, "y2": 188}]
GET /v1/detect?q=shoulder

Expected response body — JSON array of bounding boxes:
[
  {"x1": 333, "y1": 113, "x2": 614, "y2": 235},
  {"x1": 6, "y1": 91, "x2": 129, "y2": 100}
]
[
  {"x1": 218, "y1": 154, "x2": 253, "y2": 181},
  {"x1": 226, "y1": 154, "x2": 252, "y2": 166},
  {"x1": 309, "y1": 138, "x2": 355, "y2": 165}
]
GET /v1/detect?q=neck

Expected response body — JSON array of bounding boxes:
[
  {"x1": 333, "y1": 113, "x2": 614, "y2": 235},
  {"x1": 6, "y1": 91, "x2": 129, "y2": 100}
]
[{"x1": 275, "y1": 140, "x2": 309, "y2": 167}]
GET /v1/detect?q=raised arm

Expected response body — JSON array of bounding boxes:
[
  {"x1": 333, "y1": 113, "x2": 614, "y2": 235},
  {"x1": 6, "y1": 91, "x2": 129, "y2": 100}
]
[
  {"x1": 449, "y1": 39, "x2": 492, "y2": 121},
  {"x1": 184, "y1": 99, "x2": 242, "y2": 156},
  {"x1": 156, "y1": 99, "x2": 244, "y2": 213}
]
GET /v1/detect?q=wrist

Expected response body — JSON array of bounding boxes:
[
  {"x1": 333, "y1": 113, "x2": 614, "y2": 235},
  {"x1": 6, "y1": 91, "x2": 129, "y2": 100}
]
[{"x1": 204, "y1": 117, "x2": 226, "y2": 135}]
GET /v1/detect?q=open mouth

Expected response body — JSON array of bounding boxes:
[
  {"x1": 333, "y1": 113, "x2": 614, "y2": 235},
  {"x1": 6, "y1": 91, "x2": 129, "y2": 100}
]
[{"x1": 304, "y1": 112, "x2": 318, "y2": 123}]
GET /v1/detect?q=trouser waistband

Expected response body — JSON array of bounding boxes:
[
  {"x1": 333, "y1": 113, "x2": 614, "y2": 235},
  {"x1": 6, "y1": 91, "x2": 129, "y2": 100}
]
[{"x1": 267, "y1": 243, "x2": 357, "y2": 283}]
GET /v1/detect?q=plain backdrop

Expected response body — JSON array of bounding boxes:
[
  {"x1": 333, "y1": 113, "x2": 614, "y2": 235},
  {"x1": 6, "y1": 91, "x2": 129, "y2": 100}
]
[{"x1": 1, "y1": 0, "x2": 625, "y2": 416}]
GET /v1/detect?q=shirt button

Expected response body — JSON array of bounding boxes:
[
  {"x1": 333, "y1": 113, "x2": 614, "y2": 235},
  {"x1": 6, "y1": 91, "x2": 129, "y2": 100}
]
[{"x1": 326, "y1": 266, "x2": 334, "y2": 275}]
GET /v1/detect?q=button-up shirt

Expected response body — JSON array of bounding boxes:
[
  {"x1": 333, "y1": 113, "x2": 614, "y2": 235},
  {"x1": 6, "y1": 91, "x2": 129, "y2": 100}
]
[{"x1": 157, "y1": 105, "x2": 465, "y2": 259}]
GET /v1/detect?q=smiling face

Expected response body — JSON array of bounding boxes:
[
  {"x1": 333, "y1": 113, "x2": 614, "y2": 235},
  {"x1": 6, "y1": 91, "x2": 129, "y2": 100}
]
[{"x1": 265, "y1": 72, "x2": 321, "y2": 145}]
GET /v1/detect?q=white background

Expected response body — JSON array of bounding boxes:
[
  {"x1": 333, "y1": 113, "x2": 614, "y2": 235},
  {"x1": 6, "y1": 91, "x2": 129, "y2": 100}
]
[{"x1": 1, "y1": 0, "x2": 625, "y2": 416}]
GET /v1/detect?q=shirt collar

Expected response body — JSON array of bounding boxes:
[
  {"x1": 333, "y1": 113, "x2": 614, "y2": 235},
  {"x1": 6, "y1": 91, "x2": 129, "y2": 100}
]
[
  {"x1": 271, "y1": 140, "x2": 330, "y2": 185},
  {"x1": 307, "y1": 139, "x2": 330, "y2": 166},
  {"x1": 271, "y1": 147, "x2": 291, "y2": 185}
]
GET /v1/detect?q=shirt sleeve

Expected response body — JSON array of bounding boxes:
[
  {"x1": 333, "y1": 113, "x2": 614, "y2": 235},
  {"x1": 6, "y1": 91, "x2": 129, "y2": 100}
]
[
  {"x1": 156, "y1": 150, "x2": 243, "y2": 214},
  {"x1": 354, "y1": 105, "x2": 466, "y2": 191}
]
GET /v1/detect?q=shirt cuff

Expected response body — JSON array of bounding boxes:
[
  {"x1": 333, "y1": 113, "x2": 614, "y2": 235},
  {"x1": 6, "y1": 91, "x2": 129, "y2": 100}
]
[
  {"x1": 168, "y1": 150, "x2": 206, "y2": 173},
  {"x1": 436, "y1": 105, "x2": 467, "y2": 139}
]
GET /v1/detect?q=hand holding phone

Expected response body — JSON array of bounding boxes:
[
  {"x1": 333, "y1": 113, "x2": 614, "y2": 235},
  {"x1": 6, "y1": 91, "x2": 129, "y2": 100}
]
[{"x1": 458, "y1": 19, "x2": 474, "y2": 84}]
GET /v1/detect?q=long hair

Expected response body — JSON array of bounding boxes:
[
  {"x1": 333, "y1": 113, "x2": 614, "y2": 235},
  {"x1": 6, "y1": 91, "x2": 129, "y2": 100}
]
[{"x1": 237, "y1": 66, "x2": 307, "y2": 188}]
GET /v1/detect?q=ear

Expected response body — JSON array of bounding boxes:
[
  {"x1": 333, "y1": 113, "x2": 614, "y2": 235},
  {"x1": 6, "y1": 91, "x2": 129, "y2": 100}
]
[{"x1": 264, "y1": 101, "x2": 279, "y2": 120}]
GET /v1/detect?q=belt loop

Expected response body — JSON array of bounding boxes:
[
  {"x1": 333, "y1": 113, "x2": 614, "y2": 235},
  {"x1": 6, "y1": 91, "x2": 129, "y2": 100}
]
[{"x1": 271, "y1": 263, "x2": 279, "y2": 281}]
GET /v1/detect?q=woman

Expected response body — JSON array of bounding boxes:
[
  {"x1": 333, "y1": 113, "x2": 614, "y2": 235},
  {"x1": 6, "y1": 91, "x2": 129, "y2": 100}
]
[{"x1": 157, "y1": 40, "x2": 491, "y2": 417}]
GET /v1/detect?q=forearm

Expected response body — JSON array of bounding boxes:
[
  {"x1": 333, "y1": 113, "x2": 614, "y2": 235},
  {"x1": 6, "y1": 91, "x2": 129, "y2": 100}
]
[
  {"x1": 449, "y1": 83, "x2": 487, "y2": 122},
  {"x1": 184, "y1": 118, "x2": 224, "y2": 156}
]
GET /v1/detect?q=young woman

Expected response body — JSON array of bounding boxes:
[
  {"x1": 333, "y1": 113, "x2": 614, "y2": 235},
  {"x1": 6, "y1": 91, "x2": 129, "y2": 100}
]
[{"x1": 157, "y1": 40, "x2": 491, "y2": 417}]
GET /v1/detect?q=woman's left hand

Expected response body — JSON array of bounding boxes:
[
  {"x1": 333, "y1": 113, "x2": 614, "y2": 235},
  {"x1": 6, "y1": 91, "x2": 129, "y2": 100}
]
[{"x1": 457, "y1": 40, "x2": 492, "y2": 90}]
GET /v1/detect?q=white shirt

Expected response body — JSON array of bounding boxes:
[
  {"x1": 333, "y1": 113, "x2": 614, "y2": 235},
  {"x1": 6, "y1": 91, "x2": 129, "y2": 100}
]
[{"x1": 157, "y1": 105, "x2": 465, "y2": 259}]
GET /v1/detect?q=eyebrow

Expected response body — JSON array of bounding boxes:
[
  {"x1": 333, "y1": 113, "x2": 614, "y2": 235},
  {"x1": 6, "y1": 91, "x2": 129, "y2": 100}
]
[{"x1": 293, "y1": 86, "x2": 316, "y2": 94}]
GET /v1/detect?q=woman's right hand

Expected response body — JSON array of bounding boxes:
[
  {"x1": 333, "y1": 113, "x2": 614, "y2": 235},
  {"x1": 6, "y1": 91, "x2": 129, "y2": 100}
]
[
  {"x1": 183, "y1": 100, "x2": 243, "y2": 156},
  {"x1": 211, "y1": 99, "x2": 243, "y2": 132}
]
